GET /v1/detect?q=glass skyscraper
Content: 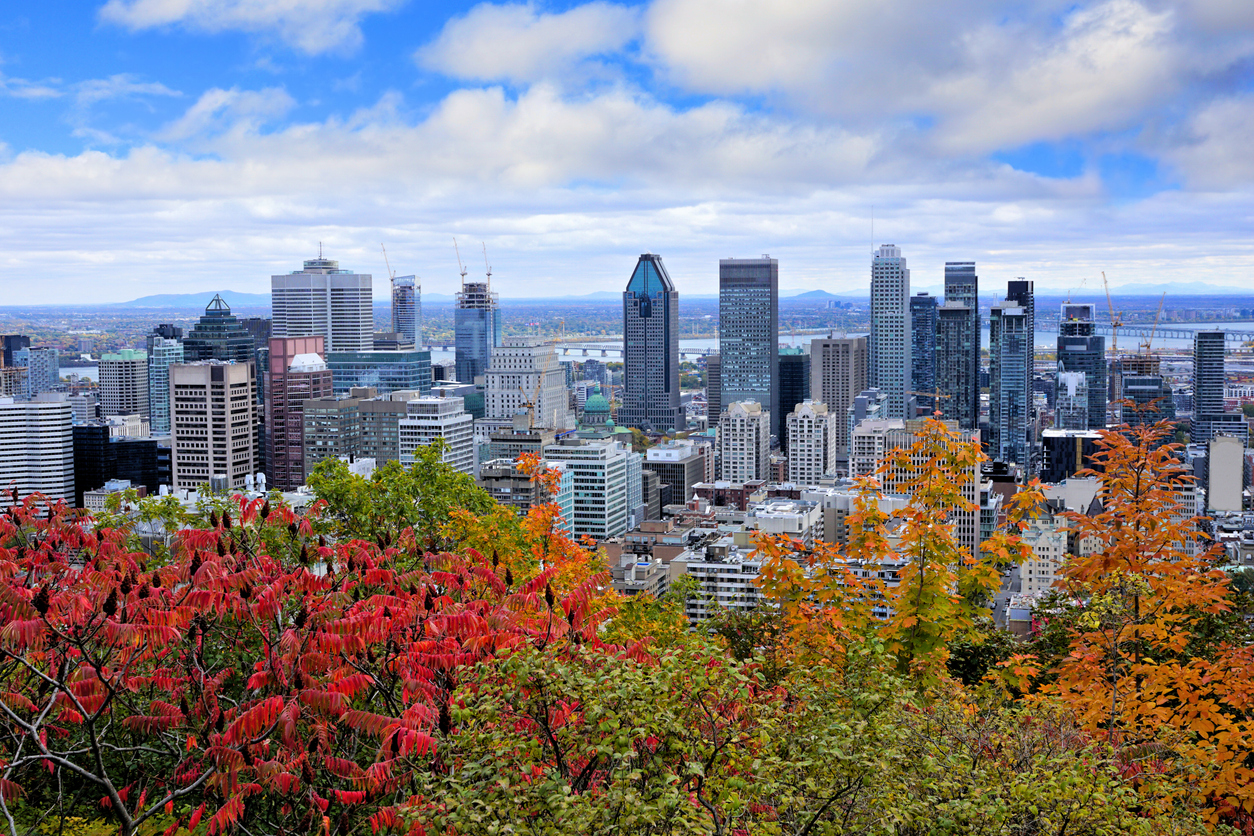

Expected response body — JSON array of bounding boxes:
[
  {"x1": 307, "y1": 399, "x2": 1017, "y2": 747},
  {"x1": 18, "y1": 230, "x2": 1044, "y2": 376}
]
[
  {"x1": 147, "y1": 338, "x2": 184, "y2": 435},
  {"x1": 943, "y1": 262, "x2": 979, "y2": 430},
  {"x1": 621, "y1": 253, "x2": 683, "y2": 433},
  {"x1": 271, "y1": 257, "x2": 373, "y2": 353},
  {"x1": 777, "y1": 347, "x2": 810, "y2": 451},
  {"x1": 909, "y1": 292, "x2": 938, "y2": 413},
  {"x1": 392, "y1": 275, "x2": 420, "y2": 348},
  {"x1": 989, "y1": 281, "x2": 1033, "y2": 467},
  {"x1": 719, "y1": 257, "x2": 779, "y2": 437},
  {"x1": 1056, "y1": 303, "x2": 1107, "y2": 430},
  {"x1": 454, "y1": 280, "x2": 502, "y2": 384},
  {"x1": 870, "y1": 245, "x2": 910, "y2": 419}
]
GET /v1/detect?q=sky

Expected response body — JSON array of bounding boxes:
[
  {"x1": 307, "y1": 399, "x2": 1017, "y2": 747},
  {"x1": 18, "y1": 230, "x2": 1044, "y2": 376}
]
[{"x1": 0, "y1": 0, "x2": 1252, "y2": 304}]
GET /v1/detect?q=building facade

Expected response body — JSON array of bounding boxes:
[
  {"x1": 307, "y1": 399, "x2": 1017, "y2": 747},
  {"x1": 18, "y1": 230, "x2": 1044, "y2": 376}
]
[
  {"x1": 870, "y1": 245, "x2": 911, "y2": 418},
  {"x1": 14, "y1": 347, "x2": 59, "y2": 399},
  {"x1": 484, "y1": 337, "x2": 573, "y2": 430},
  {"x1": 989, "y1": 292, "x2": 1032, "y2": 467},
  {"x1": 621, "y1": 253, "x2": 683, "y2": 433},
  {"x1": 777, "y1": 348, "x2": 810, "y2": 449},
  {"x1": 943, "y1": 262, "x2": 980, "y2": 431},
  {"x1": 719, "y1": 257, "x2": 779, "y2": 436},
  {"x1": 170, "y1": 361, "x2": 258, "y2": 490},
  {"x1": 909, "y1": 293, "x2": 938, "y2": 413},
  {"x1": 718, "y1": 400, "x2": 770, "y2": 482},
  {"x1": 272, "y1": 256, "x2": 373, "y2": 352},
  {"x1": 267, "y1": 336, "x2": 334, "y2": 490},
  {"x1": 148, "y1": 337, "x2": 184, "y2": 435},
  {"x1": 391, "y1": 275, "x2": 420, "y2": 348},
  {"x1": 100, "y1": 349, "x2": 149, "y2": 419},
  {"x1": 325, "y1": 349, "x2": 432, "y2": 397},
  {"x1": 0, "y1": 394, "x2": 74, "y2": 504},
  {"x1": 811, "y1": 337, "x2": 868, "y2": 461},
  {"x1": 543, "y1": 437, "x2": 631, "y2": 540},
  {"x1": 786, "y1": 400, "x2": 838, "y2": 485},
  {"x1": 454, "y1": 280, "x2": 502, "y2": 384},
  {"x1": 1056, "y1": 303, "x2": 1106, "y2": 430},
  {"x1": 399, "y1": 396, "x2": 475, "y2": 474}
]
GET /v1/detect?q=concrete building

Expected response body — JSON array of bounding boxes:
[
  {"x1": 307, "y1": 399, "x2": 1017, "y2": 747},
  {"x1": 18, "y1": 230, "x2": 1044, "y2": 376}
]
[
  {"x1": 870, "y1": 244, "x2": 911, "y2": 418},
  {"x1": 777, "y1": 348, "x2": 810, "y2": 449},
  {"x1": 543, "y1": 437, "x2": 632, "y2": 540},
  {"x1": 644, "y1": 438, "x2": 708, "y2": 505},
  {"x1": 811, "y1": 337, "x2": 868, "y2": 461},
  {"x1": 786, "y1": 400, "x2": 837, "y2": 485},
  {"x1": 801, "y1": 481, "x2": 909, "y2": 546},
  {"x1": 989, "y1": 287, "x2": 1032, "y2": 467},
  {"x1": 0, "y1": 394, "x2": 74, "y2": 504},
  {"x1": 1192, "y1": 331, "x2": 1247, "y2": 445},
  {"x1": 391, "y1": 275, "x2": 420, "y2": 348},
  {"x1": 943, "y1": 262, "x2": 980, "y2": 431},
  {"x1": 1209, "y1": 435, "x2": 1244, "y2": 513},
  {"x1": 170, "y1": 361, "x2": 258, "y2": 490},
  {"x1": 271, "y1": 256, "x2": 373, "y2": 352},
  {"x1": 267, "y1": 336, "x2": 334, "y2": 490},
  {"x1": 454, "y1": 276, "x2": 502, "y2": 385},
  {"x1": 718, "y1": 400, "x2": 770, "y2": 482},
  {"x1": 147, "y1": 338, "x2": 184, "y2": 435},
  {"x1": 484, "y1": 337, "x2": 573, "y2": 430},
  {"x1": 72, "y1": 424, "x2": 160, "y2": 507},
  {"x1": 398, "y1": 396, "x2": 475, "y2": 474},
  {"x1": 847, "y1": 388, "x2": 889, "y2": 459},
  {"x1": 621, "y1": 253, "x2": 683, "y2": 433},
  {"x1": 100, "y1": 349, "x2": 149, "y2": 419},
  {"x1": 1123, "y1": 374, "x2": 1176, "y2": 426},
  {"x1": 746, "y1": 498, "x2": 823, "y2": 548},
  {"x1": 909, "y1": 292, "x2": 938, "y2": 413},
  {"x1": 1056, "y1": 303, "x2": 1106, "y2": 429},
  {"x1": 719, "y1": 257, "x2": 780, "y2": 436},
  {"x1": 1020, "y1": 519, "x2": 1068, "y2": 596}
]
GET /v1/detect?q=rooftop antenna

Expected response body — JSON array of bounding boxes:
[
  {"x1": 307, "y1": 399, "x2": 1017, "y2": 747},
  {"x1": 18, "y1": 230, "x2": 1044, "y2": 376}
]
[
  {"x1": 453, "y1": 237, "x2": 468, "y2": 284},
  {"x1": 319, "y1": 241, "x2": 323, "y2": 259},
  {"x1": 482, "y1": 242, "x2": 492, "y2": 285}
]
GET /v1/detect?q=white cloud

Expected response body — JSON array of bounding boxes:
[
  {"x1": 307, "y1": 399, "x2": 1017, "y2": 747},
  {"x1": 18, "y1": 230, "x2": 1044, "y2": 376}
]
[
  {"x1": 1160, "y1": 93, "x2": 1254, "y2": 188},
  {"x1": 417, "y1": 2, "x2": 640, "y2": 83},
  {"x1": 158, "y1": 86, "x2": 296, "y2": 142},
  {"x1": 98, "y1": 0, "x2": 404, "y2": 54},
  {"x1": 74, "y1": 73, "x2": 182, "y2": 106},
  {"x1": 0, "y1": 72, "x2": 62, "y2": 100}
]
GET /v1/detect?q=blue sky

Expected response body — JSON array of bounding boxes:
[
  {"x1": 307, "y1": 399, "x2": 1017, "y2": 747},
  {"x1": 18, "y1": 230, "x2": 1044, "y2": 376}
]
[{"x1": 1, "y1": 0, "x2": 1252, "y2": 303}]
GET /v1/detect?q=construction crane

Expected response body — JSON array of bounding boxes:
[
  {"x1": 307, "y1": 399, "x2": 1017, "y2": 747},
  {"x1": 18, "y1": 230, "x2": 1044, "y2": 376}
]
[
  {"x1": 907, "y1": 388, "x2": 950, "y2": 419},
  {"x1": 482, "y1": 242, "x2": 492, "y2": 283},
  {"x1": 380, "y1": 243, "x2": 396, "y2": 281},
  {"x1": 517, "y1": 378, "x2": 544, "y2": 428},
  {"x1": 1141, "y1": 292, "x2": 1166, "y2": 356},
  {"x1": 1102, "y1": 271, "x2": 1123, "y2": 358},
  {"x1": 1103, "y1": 271, "x2": 1126, "y2": 420},
  {"x1": 453, "y1": 238, "x2": 468, "y2": 282}
]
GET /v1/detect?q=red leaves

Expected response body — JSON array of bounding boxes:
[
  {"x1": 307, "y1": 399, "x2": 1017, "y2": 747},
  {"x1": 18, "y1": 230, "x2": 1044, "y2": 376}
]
[
  {"x1": 224, "y1": 696, "x2": 286, "y2": 745},
  {"x1": 208, "y1": 796, "x2": 245, "y2": 836}
]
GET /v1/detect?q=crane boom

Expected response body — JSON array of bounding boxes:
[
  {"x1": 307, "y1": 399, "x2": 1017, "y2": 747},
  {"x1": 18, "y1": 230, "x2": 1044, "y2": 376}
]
[
  {"x1": 380, "y1": 243, "x2": 395, "y2": 280},
  {"x1": 1143, "y1": 292, "x2": 1166, "y2": 355},
  {"x1": 453, "y1": 238, "x2": 467, "y2": 281}
]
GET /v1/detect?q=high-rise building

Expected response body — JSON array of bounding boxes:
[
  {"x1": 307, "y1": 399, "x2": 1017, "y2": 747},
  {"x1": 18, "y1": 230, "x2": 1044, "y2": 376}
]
[
  {"x1": 1055, "y1": 364, "x2": 1089, "y2": 431},
  {"x1": 777, "y1": 348, "x2": 810, "y2": 450},
  {"x1": 719, "y1": 257, "x2": 779, "y2": 437},
  {"x1": 989, "y1": 290, "x2": 1032, "y2": 467},
  {"x1": 1191, "y1": 330, "x2": 1247, "y2": 444},
  {"x1": 399, "y1": 396, "x2": 475, "y2": 474},
  {"x1": 705, "y1": 354, "x2": 721, "y2": 424},
  {"x1": 391, "y1": 275, "x2": 421, "y2": 349},
  {"x1": 146, "y1": 323, "x2": 183, "y2": 354},
  {"x1": 148, "y1": 338, "x2": 184, "y2": 436},
  {"x1": 14, "y1": 346, "x2": 59, "y2": 399},
  {"x1": 1056, "y1": 303, "x2": 1106, "y2": 429},
  {"x1": 943, "y1": 262, "x2": 980, "y2": 430},
  {"x1": 811, "y1": 337, "x2": 868, "y2": 461},
  {"x1": 183, "y1": 296, "x2": 258, "y2": 364},
  {"x1": 454, "y1": 275, "x2": 502, "y2": 385},
  {"x1": 267, "y1": 336, "x2": 334, "y2": 490},
  {"x1": 909, "y1": 293, "x2": 938, "y2": 414},
  {"x1": 326, "y1": 349, "x2": 432, "y2": 397},
  {"x1": 543, "y1": 437, "x2": 631, "y2": 540},
  {"x1": 99, "y1": 349, "x2": 149, "y2": 419},
  {"x1": 72, "y1": 423, "x2": 159, "y2": 507},
  {"x1": 0, "y1": 393, "x2": 74, "y2": 504},
  {"x1": 935, "y1": 303, "x2": 977, "y2": 428},
  {"x1": 1, "y1": 335, "x2": 31, "y2": 369},
  {"x1": 272, "y1": 256, "x2": 373, "y2": 353},
  {"x1": 484, "y1": 337, "x2": 574, "y2": 430},
  {"x1": 621, "y1": 253, "x2": 682, "y2": 433},
  {"x1": 786, "y1": 400, "x2": 837, "y2": 485},
  {"x1": 644, "y1": 438, "x2": 708, "y2": 505},
  {"x1": 1123, "y1": 374, "x2": 1176, "y2": 426},
  {"x1": 170, "y1": 361, "x2": 258, "y2": 490},
  {"x1": 870, "y1": 245, "x2": 911, "y2": 418},
  {"x1": 718, "y1": 400, "x2": 770, "y2": 482}
]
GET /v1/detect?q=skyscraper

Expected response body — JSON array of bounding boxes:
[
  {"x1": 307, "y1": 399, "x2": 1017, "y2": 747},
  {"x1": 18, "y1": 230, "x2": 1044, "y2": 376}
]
[
  {"x1": 267, "y1": 336, "x2": 334, "y2": 490},
  {"x1": 777, "y1": 348, "x2": 810, "y2": 450},
  {"x1": 870, "y1": 245, "x2": 911, "y2": 418},
  {"x1": 183, "y1": 295, "x2": 257, "y2": 364},
  {"x1": 454, "y1": 271, "x2": 502, "y2": 385},
  {"x1": 14, "y1": 346, "x2": 59, "y2": 399},
  {"x1": 392, "y1": 275, "x2": 420, "y2": 348},
  {"x1": 484, "y1": 337, "x2": 573, "y2": 430},
  {"x1": 170, "y1": 361, "x2": 258, "y2": 490},
  {"x1": 272, "y1": 256, "x2": 373, "y2": 353},
  {"x1": 909, "y1": 292, "x2": 938, "y2": 413},
  {"x1": 943, "y1": 262, "x2": 979, "y2": 429},
  {"x1": 719, "y1": 400, "x2": 770, "y2": 481},
  {"x1": 989, "y1": 290, "x2": 1031, "y2": 466},
  {"x1": 1056, "y1": 303, "x2": 1106, "y2": 430},
  {"x1": 1055, "y1": 364, "x2": 1090, "y2": 431},
  {"x1": 705, "y1": 354, "x2": 721, "y2": 424},
  {"x1": 147, "y1": 338, "x2": 184, "y2": 435},
  {"x1": 621, "y1": 253, "x2": 682, "y2": 432},
  {"x1": 719, "y1": 257, "x2": 779, "y2": 436},
  {"x1": 1191, "y1": 330, "x2": 1246, "y2": 444},
  {"x1": 0, "y1": 393, "x2": 74, "y2": 504},
  {"x1": 810, "y1": 337, "x2": 868, "y2": 461},
  {"x1": 786, "y1": 400, "x2": 837, "y2": 484},
  {"x1": 99, "y1": 350, "x2": 149, "y2": 419}
]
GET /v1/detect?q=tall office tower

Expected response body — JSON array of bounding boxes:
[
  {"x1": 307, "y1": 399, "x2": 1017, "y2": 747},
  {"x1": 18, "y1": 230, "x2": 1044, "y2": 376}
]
[
  {"x1": 718, "y1": 400, "x2": 770, "y2": 482},
  {"x1": 811, "y1": 337, "x2": 868, "y2": 461},
  {"x1": 146, "y1": 323, "x2": 183, "y2": 354},
  {"x1": 99, "y1": 349, "x2": 149, "y2": 419},
  {"x1": 543, "y1": 437, "x2": 631, "y2": 540},
  {"x1": 392, "y1": 275, "x2": 421, "y2": 348},
  {"x1": 777, "y1": 348, "x2": 810, "y2": 451},
  {"x1": 786, "y1": 400, "x2": 837, "y2": 485},
  {"x1": 943, "y1": 262, "x2": 980, "y2": 429},
  {"x1": 0, "y1": 393, "x2": 74, "y2": 503},
  {"x1": 272, "y1": 256, "x2": 373, "y2": 352},
  {"x1": 1124, "y1": 374, "x2": 1176, "y2": 426},
  {"x1": 870, "y1": 245, "x2": 911, "y2": 418},
  {"x1": 1194, "y1": 331, "x2": 1225, "y2": 419},
  {"x1": 621, "y1": 253, "x2": 683, "y2": 433},
  {"x1": 454, "y1": 274, "x2": 502, "y2": 384},
  {"x1": 183, "y1": 296, "x2": 258, "y2": 364},
  {"x1": 705, "y1": 355, "x2": 721, "y2": 424},
  {"x1": 936, "y1": 303, "x2": 976, "y2": 428},
  {"x1": 399, "y1": 396, "x2": 475, "y2": 474},
  {"x1": 909, "y1": 293, "x2": 938, "y2": 414},
  {"x1": 147, "y1": 338, "x2": 184, "y2": 435},
  {"x1": 14, "y1": 346, "x2": 60, "y2": 398},
  {"x1": 1056, "y1": 303, "x2": 1106, "y2": 429},
  {"x1": 719, "y1": 257, "x2": 780, "y2": 437},
  {"x1": 267, "y1": 336, "x2": 333, "y2": 490},
  {"x1": 170, "y1": 361, "x2": 258, "y2": 490},
  {"x1": 1055, "y1": 364, "x2": 1090, "y2": 430},
  {"x1": 484, "y1": 337, "x2": 574, "y2": 430},
  {"x1": 989, "y1": 295, "x2": 1031, "y2": 466}
]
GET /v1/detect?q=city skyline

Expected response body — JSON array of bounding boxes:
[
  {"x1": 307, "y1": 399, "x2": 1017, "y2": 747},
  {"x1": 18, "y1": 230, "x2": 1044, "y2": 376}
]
[{"x1": 0, "y1": 2, "x2": 1252, "y2": 304}]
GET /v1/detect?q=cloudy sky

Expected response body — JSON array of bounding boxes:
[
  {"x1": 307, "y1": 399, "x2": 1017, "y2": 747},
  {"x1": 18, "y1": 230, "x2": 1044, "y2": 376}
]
[{"x1": 0, "y1": 0, "x2": 1251, "y2": 303}]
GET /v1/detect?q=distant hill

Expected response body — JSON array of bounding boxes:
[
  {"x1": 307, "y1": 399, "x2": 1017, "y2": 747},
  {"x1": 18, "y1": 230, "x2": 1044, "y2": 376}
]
[
  {"x1": 785, "y1": 289, "x2": 840, "y2": 299},
  {"x1": 114, "y1": 290, "x2": 271, "y2": 309}
]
